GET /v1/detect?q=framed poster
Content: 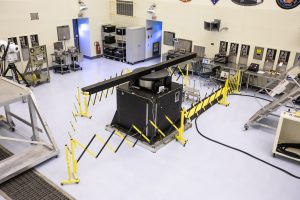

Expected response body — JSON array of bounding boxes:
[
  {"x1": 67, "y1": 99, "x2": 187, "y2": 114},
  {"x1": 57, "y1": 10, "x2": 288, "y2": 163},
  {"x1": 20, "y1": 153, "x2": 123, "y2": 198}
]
[
  {"x1": 253, "y1": 46, "x2": 264, "y2": 60},
  {"x1": 229, "y1": 43, "x2": 239, "y2": 56},
  {"x1": 240, "y1": 44, "x2": 250, "y2": 58},
  {"x1": 219, "y1": 41, "x2": 228, "y2": 55}
]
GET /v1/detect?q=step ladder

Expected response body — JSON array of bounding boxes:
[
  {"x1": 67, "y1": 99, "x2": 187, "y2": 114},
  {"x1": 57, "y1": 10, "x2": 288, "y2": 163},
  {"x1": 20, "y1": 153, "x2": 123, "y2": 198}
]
[{"x1": 245, "y1": 66, "x2": 300, "y2": 130}]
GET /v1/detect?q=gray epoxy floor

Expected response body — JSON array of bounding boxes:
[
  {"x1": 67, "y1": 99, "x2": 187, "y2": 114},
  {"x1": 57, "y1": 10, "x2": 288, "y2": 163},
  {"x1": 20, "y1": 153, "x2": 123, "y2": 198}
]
[{"x1": 1, "y1": 58, "x2": 300, "y2": 200}]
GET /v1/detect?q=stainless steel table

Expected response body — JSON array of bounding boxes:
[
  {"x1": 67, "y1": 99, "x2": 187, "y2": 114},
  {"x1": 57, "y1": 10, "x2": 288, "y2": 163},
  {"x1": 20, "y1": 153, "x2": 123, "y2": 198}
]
[{"x1": 0, "y1": 77, "x2": 59, "y2": 184}]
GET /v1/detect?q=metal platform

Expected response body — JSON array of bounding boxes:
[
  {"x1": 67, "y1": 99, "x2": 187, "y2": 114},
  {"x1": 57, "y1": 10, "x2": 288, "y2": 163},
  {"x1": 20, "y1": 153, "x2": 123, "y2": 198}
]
[
  {"x1": 0, "y1": 77, "x2": 59, "y2": 184},
  {"x1": 0, "y1": 146, "x2": 74, "y2": 200},
  {"x1": 106, "y1": 122, "x2": 192, "y2": 153},
  {"x1": 245, "y1": 66, "x2": 300, "y2": 130}
]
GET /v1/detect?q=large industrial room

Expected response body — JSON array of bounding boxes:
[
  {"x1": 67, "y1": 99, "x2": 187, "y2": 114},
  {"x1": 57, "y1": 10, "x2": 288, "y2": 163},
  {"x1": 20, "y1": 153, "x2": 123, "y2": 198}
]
[{"x1": 0, "y1": 0, "x2": 300, "y2": 199}]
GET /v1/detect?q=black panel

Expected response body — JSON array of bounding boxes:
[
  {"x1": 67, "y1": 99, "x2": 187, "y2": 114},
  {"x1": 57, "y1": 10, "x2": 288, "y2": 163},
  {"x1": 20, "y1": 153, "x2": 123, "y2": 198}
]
[{"x1": 111, "y1": 82, "x2": 183, "y2": 143}]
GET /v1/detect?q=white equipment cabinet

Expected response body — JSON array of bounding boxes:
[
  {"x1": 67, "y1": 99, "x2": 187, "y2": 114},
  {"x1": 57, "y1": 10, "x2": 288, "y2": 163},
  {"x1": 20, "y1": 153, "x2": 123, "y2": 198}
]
[
  {"x1": 126, "y1": 26, "x2": 146, "y2": 64},
  {"x1": 273, "y1": 111, "x2": 300, "y2": 162}
]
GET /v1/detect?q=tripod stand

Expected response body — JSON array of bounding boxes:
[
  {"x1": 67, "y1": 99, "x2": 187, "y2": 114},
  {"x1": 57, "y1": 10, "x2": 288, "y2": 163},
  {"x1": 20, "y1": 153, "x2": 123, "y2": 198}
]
[{"x1": 2, "y1": 62, "x2": 30, "y2": 87}]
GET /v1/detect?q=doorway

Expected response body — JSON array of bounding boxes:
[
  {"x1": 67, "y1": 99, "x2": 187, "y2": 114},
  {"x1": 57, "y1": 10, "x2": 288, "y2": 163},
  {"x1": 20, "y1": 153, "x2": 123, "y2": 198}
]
[
  {"x1": 145, "y1": 20, "x2": 162, "y2": 60},
  {"x1": 72, "y1": 18, "x2": 91, "y2": 57}
]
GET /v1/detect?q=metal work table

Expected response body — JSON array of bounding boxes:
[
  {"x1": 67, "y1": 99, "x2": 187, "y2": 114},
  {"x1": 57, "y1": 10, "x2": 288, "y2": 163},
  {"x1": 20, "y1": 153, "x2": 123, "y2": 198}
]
[
  {"x1": 243, "y1": 70, "x2": 281, "y2": 89},
  {"x1": 0, "y1": 77, "x2": 59, "y2": 184},
  {"x1": 202, "y1": 61, "x2": 247, "y2": 83}
]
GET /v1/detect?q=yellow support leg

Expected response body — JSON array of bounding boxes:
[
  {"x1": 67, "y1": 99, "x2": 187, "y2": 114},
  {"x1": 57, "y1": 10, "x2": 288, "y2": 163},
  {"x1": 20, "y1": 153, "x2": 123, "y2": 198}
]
[
  {"x1": 165, "y1": 111, "x2": 187, "y2": 146},
  {"x1": 232, "y1": 70, "x2": 241, "y2": 94},
  {"x1": 218, "y1": 80, "x2": 230, "y2": 107},
  {"x1": 61, "y1": 143, "x2": 79, "y2": 185},
  {"x1": 75, "y1": 87, "x2": 92, "y2": 119}
]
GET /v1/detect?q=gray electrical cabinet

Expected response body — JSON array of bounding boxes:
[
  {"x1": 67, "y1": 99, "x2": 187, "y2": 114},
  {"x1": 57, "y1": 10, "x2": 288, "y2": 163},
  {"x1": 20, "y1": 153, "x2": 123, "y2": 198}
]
[{"x1": 126, "y1": 27, "x2": 146, "y2": 64}]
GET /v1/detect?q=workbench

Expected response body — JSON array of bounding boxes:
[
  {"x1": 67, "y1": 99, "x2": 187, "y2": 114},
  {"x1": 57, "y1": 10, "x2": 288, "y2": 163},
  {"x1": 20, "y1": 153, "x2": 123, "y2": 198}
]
[{"x1": 0, "y1": 77, "x2": 59, "y2": 184}]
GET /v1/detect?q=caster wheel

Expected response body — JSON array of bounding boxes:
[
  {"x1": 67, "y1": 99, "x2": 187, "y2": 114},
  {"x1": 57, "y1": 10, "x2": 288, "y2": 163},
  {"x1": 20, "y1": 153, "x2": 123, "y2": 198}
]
[
  {"x1": 10, "y1": 127, "x2": 15, "y2": 132},
  {"x1": 273, "y1": 153, "x2": 276, "y2": 158},
  {"x1": 244, "y1": 124, "x2": 249, "y2": 131}
]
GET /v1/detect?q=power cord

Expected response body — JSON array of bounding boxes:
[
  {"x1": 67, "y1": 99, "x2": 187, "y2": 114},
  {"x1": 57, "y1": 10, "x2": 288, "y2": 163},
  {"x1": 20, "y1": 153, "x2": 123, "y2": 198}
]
[{"x1": 194, "y1": 115, "x2": 300, "y2": 179}]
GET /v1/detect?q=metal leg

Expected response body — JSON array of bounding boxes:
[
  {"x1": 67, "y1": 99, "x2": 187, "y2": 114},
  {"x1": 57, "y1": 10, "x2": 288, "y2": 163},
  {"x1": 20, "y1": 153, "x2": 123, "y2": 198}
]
[
  {"x1": 4, "y1": 105, "x2": 15, "y2": 130},
  {"x1": 28, "y1": 96, "x2": 39, "y2": 141}
]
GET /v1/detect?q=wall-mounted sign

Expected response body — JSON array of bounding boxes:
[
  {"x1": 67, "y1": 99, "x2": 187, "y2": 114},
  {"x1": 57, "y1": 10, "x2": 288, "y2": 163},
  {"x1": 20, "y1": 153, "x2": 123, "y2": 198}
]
[
  {"x1": 276, "y1": 0, "x2": 300, "y2": 9},
  {"x1": 253, "y1": 46, "x2": 264, "y2": 60},
  {"x1": 240, "y1": 44, "x2": 250, "y2": 58},
  {"x1": 211, "y1": 0, "x2": 220, "y2": 5},
  {"x1": 266, "y1": 48, "x2": 277, "y2": 62},
  {"x1": 232, "y1": 0, "x2": 264, "y2": 6},
  {"x1": 229, "y1": 43, "x2": 239, "y2": 56},
  {"x1": 278, "y1": 50, "x2": 290, "y2": 64},
  {"x1": 219, "y1": 41, "x2": 228, "y2": 55}
]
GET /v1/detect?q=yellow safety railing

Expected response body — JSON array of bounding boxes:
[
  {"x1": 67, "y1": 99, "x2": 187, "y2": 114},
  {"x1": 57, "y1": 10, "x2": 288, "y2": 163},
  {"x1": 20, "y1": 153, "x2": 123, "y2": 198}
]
[
  {"x1": 177, "y1": 64, "x2": 189, "y2": 88},
  {"x1": 165, "y1": 110, "x2": 187, "y2": 146},
  {"x1": 115, "y1": 130, "x2": 134, "y2": 147},
  {"x1": 132, "y1": 125, "x2": 151, "y2": 143},
  {"x1": 75, "y1": 87, "x2": 92, "y2": 119},
  {"x1": 149, "y1": 120, "x2": 166, "y2": 137}
]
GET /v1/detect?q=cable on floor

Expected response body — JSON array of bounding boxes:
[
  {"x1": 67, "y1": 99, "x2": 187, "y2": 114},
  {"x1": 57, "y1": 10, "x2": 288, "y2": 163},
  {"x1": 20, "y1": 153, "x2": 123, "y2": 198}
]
[{"x1": 194, "y1": 115, "x2": 300, "y2": 179}]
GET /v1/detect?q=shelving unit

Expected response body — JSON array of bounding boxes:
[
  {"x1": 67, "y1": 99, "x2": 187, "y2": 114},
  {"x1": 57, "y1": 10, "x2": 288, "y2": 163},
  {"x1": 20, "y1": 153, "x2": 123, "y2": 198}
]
[{"x1": 102, "y1": 25, "x2": 126, "y2": 62}]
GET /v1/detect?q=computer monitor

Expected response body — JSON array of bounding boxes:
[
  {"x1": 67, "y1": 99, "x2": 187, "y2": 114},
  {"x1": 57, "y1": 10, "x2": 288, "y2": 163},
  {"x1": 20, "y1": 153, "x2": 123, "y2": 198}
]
[
  {"x1": 163, "y1": 31, "x2": 176, "y2": 46},
  {"x1": 54, "y1": 42, "x2": 64, "y2": 50},
  {"x1": 175, "y1": 39, "x2": 193, "y2": 53}
]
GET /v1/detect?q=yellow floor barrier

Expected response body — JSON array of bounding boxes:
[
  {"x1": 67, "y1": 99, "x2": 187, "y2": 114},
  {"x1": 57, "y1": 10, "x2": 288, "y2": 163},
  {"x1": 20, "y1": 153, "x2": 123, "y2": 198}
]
[
  {"x1": 61, "y1": 137, "x2": 97, "y2": 185},
  {"x1": 132, "y1": 125, "x2": 151, "y2": 144},
  {"x1": 95, "y1": 134, "x2": 116, "y2": 153},
  {"x1": 115, "y1": 130, "x2": 134, "y2": 147},
  {"x1": 75, "y1": 87, "x2": 92, "y2": 119},
  {"x1": 165, "y1": 110, "x2": 187, "y2": 146},
  {"x1": 149, "y1": 120, "x2": 166, "y2": 137},
  {"x1": 61, "y1": 141, "x2": 79, "y2": 185}
]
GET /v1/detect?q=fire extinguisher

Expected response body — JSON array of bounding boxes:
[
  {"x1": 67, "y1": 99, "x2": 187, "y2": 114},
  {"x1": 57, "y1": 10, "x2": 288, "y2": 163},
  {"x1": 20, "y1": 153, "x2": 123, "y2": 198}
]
[{"x1": 94, "y1": 41, "x2": 101, "y2": 55}]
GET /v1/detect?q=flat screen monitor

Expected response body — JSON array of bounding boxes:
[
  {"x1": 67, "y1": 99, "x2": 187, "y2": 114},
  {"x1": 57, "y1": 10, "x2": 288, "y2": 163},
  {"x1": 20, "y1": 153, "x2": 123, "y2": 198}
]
[
  {"x1": 54, "y1": 42, "x2": 64, "y2": 50},
  {"x1": 175, "y1": 39, "x2": 193, "y2": 53}
]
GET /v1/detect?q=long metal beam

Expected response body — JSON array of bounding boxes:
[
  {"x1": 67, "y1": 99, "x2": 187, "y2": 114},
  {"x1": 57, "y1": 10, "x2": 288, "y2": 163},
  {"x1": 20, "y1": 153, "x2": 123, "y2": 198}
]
[{"x1": 82, "y1": 52, "x2": 197, "y2": 94}]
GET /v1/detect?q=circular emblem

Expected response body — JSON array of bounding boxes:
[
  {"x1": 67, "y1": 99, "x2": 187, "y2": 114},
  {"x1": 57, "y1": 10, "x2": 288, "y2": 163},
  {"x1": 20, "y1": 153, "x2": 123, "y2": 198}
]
[
  {"x1": 276, "y1": 0, "x2": 300, "y2": 9},
  {"x1": 232, "y1": 0, "x2": 264, "y2": 6}
]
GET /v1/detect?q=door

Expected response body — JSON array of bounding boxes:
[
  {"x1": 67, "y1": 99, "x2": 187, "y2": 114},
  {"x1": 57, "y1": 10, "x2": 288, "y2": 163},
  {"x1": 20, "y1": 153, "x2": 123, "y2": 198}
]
[{"x1": 145, "y1": 20, "x2": 162, "y2": 59}]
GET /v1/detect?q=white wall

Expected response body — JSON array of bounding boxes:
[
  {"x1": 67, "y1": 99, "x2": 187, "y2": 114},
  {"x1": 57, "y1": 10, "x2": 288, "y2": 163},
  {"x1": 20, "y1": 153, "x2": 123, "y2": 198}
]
[
  {"x1": 112, "y1": 0, "x2": 300, "y2": 68},
  {"x1": 78, "y1": 18, "x2": 91, "y2": 57},
  {"x1": 0, "y1": 0, "x2": 111, "y2": 68}
]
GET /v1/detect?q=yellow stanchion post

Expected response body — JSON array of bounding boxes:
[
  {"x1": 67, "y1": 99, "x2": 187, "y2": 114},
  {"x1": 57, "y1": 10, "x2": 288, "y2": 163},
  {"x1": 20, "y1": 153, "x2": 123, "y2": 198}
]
[
  {"x1": 232, "y1": 70, "x2": 241, "y2": 94},
  {"x1": 218, "y1": 80, "x2": 230, "y2": 107},
  {"x1": 61, "y1": 142, "x2": 80, "y2": 185},
  {"x1": 165, "y1": 111, "x2": 187, "y2": 146},
  {"x1": 75, "y1": 87, "x2": 92, "y2": 119}
]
